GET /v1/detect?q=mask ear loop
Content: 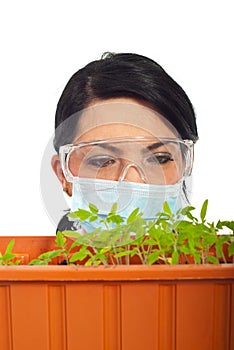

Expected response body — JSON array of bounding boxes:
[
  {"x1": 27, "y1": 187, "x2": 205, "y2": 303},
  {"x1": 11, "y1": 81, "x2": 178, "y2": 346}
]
[{"x1": 118, "y1": 163, "x2": 148, "y2": 183}]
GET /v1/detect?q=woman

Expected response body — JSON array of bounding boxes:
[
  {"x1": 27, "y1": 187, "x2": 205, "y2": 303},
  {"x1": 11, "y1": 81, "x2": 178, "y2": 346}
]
[{"x1": 51, "y1": 52, "x2": 198, "y2": 233}]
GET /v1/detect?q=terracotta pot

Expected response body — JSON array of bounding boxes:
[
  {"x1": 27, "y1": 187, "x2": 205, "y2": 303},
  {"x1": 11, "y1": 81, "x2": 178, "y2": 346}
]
[{"x1": 0, "y1": 236, "x2": 234, "y2": 350}]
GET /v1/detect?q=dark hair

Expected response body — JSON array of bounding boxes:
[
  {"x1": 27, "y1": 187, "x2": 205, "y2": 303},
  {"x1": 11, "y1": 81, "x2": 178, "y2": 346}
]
[{"x1": 54, "y1": 52, "x2": 198, "y2": 152}]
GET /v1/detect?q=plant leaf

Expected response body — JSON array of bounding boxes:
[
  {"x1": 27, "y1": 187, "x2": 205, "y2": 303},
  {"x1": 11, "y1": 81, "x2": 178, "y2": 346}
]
[
  {"x1": 69, "y1": 209, "x2": 91, "y2": 221},
  {"x1": 89, "y1": 203, "x2": 99, "y2": 214},
  {"x1": 148, "y1": 251, "x2": 159, "y2": 265},
  {"x1": 172, "y1": 251, "x2": 179, "y2": 264},
  {"x1": 69, "y1": 250, "x2": 88, "y2": 263},
  {"x1": 163, "y1": 201, "x2": 172, "y2": 215},
  {"x1": 63, "y1": 230, "x2": 83, "y2": 239},
  {"x1": 3, "y1": 253, "x2": 16, "y2": 261},
  {"x1": 5, "y1": 239, "x2": 15, "y2": 255},
  {"x1": 217, "y1": 220, "x2": 234, "y2": 233},
  {"x1": 200, "y1": 199, "x2": 208, "y2": 222},
  {"x1": 56, "y1": 231, "x2": 66, "y2": 248},
  {"x1": 110, "y1": 202, "x2": 118, "y2": 214},
  {"x1": 29, "y1": 259, "x2": 45, "y2": 265},
  {"x1": 127, "y1": 208, "x2": 140, "y2": 224},
  {"x1": 114, "y1": 250, "x2": 133, "y2": 258},
  {"x1": 38, "y1": 250, "x2": 64, "y2": 260},
  {"x1": 206, "y1": 255, "x2": 219, "y2": 264}
]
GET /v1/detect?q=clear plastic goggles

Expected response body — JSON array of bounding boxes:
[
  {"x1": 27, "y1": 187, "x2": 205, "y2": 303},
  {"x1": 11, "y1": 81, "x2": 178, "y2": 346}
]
[{"x1": 59, "y1": 137, "x2": 194, "y2": 185}]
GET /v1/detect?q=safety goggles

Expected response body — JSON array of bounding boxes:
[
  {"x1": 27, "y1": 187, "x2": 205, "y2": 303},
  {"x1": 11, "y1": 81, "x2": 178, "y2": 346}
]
[{"x1": 59, "y1": 136, "x2": 194, "y2": 185}]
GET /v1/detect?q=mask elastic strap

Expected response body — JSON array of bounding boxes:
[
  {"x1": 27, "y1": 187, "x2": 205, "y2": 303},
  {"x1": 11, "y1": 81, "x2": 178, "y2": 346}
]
[{"x1": 118, "y1": 163, "x2": 148, "y2": 183}]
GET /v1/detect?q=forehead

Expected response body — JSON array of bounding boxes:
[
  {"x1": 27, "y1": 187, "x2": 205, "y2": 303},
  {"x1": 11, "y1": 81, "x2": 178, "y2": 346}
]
[{"x1": 74, "y1": 98, "x2": 179, "y2": 142}]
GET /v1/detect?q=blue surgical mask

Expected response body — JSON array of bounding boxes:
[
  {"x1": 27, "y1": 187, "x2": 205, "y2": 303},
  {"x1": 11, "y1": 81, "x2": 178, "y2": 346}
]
[{"x1": 70, "y1": 177, "x2": 187, "y2": 233}]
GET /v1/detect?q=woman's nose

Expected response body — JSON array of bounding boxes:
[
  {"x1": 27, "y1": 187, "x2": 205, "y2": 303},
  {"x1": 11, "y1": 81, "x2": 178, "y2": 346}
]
[{"x1": 118, "y1": 163, "x2": 147, "y2": 183}]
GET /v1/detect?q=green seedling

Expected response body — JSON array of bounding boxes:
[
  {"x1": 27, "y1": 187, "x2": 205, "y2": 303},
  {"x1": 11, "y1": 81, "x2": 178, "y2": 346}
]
[
  {"x1": 1, "y1": 200, "x2": 233, "y2": 266},
  {"x1": 0, "y1": 239, "x2": 21, "y2": 265},
  {"x1": 62, "y1": 200, "x2": 234, "y2": 266}
]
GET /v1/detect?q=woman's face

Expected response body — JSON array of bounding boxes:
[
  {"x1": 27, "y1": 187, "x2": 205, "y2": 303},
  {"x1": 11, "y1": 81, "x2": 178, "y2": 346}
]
[{"x1": 52, "y1": 97, "x2": 184, "y2": 194}]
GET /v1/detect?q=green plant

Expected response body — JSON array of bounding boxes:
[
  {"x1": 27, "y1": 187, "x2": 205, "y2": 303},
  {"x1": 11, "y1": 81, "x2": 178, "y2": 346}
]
[
  {"x1": 61, "y1": 199, "x2": 234, "y2": 266},
  {"x1": 29, "y1": 231, "x2": 71, "y2": 265},
  {"x1": 0, "y1": 239, "x2": 21, "y2": 265},
  {"x1": 1, "y1": 200, "x2": 233, "y2": 266}
]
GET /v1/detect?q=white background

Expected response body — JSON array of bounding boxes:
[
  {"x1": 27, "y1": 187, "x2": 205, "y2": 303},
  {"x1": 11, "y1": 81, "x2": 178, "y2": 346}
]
[{"x1": 0, "y1": 0, "x2": 233, "y2": 235}]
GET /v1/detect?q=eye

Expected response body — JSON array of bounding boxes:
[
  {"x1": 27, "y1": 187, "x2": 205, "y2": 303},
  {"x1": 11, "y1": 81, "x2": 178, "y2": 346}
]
[
  {"x1": 147, "y1": 152, "x2": 173, "y2": 165},
  {"x1": 86, "y1": 155, "x2": 116, "y2": 168}
]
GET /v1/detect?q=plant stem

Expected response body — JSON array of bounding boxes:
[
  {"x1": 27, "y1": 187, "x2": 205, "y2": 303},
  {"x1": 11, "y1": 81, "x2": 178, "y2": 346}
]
[
  {"x1": 113, "y1": 245, "x2": 121, "y2": 265},
  {"x1": 109, "y1": 251, "x2": 115, "y2": 265},
  {"x1": 136, "y1": 247, "x2": 145, "y2": 265},
  {"x1": 126, "y1": 245, "x2": 130, "y2": 265}
]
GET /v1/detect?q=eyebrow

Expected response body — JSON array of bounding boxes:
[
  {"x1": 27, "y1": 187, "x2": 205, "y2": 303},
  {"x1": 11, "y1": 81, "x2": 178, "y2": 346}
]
[
  {"x1": 93, "y1": 143, "x2": 124, "y2": 155},
  {"x1": 143, "y1": 142, "x2": 165, "y2": 153}
]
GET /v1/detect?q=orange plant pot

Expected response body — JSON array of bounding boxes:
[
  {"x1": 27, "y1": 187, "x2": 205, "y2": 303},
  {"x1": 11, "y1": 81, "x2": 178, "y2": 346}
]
[{"x1": 0, "y1": 236, "x2": 234, "y2": 350}]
